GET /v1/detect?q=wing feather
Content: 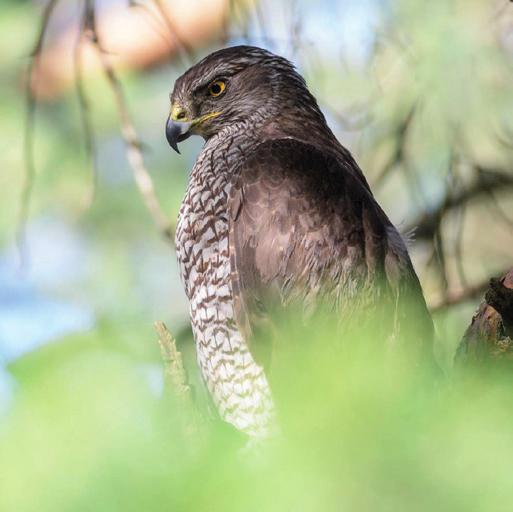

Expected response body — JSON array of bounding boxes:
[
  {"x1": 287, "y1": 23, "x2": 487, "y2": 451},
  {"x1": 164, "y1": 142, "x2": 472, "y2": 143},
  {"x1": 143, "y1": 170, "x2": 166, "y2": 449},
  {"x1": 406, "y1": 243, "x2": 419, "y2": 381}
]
[{"x1": 228, "y1": 139, "x2": 433, "y2": 365}]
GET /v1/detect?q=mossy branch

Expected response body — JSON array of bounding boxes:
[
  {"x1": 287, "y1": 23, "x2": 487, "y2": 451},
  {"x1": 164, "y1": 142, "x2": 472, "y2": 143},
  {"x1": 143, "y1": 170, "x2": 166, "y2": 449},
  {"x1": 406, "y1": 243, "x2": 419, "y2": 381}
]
[
  {"x1": 154, "y1": 320, "x2": 207, "y2": 442},
  {"x1": 154, "y1": 321, "x2": 192, "y2": 402}
]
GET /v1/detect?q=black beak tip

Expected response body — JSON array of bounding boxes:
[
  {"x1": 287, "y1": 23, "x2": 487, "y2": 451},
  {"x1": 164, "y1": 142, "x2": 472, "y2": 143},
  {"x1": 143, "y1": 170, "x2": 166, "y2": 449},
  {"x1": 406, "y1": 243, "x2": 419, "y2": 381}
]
[{"x1": 165, "y1": 119, "x2": 182, "y2": 154}]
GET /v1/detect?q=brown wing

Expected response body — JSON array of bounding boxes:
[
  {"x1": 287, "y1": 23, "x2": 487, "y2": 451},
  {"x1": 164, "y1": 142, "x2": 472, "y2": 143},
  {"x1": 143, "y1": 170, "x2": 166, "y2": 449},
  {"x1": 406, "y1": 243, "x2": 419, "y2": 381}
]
[{"x1": 228, "y1": 139, "x2": 433, "y2": 364}]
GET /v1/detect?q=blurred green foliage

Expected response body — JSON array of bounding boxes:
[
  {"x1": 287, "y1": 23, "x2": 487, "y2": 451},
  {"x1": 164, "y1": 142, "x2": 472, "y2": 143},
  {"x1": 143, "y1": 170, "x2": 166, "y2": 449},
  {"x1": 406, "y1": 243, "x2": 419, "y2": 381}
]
[{"x1": 2, "y1": 315, "x2": 513, "y2": 511}]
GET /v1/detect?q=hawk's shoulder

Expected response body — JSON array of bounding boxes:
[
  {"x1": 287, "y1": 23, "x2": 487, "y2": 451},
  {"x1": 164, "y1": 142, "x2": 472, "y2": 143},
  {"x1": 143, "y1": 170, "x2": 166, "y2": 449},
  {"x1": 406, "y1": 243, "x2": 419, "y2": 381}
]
[
  {"x1": 227, "y1": 137, "x2": 432, "y2": 360},
  {"x1": 227, "y1": 137, "x2": 384, "y2": 319}
]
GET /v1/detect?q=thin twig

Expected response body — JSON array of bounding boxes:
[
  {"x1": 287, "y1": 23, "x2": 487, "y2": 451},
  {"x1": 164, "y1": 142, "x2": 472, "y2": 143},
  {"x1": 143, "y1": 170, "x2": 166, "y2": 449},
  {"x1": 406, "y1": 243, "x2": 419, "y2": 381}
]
[
  {"x1": 453, "y1": 202, "x2": 468, "y2": 289},
  {"x1": 373, "y1": 104, "x2": 416, "y2": 188},
  {"x1": 434, "y1": 227, "x2": 449, "y2": 292},
  {"x1": 154, "y1": 321, "x2": 192, "y2": 401},
  {"x1": 151, "y1": 0, "x2": 193, "y2": 66},
  {"x1": 18, "y1": 0, "x2": 60, "y2": 267},
  {"x1": 154, "y1": 321, "x2": 203, "y2": 440},
  {"x1": 129, "y1": 2, "x2": 173, "y2": 48},
  {"x1": 430, "y1": 281, "x2": 489, "y2": 313},
  {"x1": 86, "y1": 1, "x2": 174, "y2": 244},
  {"x1": 75, "y1": 0, "x2": 98, "y2": 209},
  {"x1": 406, "y1": 166, "x2": 513, "y2": 241}
]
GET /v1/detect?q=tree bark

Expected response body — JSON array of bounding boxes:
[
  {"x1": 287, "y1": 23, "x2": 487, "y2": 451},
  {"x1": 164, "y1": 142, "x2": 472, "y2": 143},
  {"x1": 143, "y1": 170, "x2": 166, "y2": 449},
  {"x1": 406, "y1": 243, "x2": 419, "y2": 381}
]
[{"x1": 455, "y1": 268, "x2": 513, "y2": 366}]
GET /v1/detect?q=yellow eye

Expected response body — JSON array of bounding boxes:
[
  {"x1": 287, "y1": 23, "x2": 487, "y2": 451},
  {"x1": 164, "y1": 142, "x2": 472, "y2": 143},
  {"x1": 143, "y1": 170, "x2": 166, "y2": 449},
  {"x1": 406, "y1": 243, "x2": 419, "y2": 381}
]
[{"x1": 208, "y1": 80, "x2": 226, "y2": 97}]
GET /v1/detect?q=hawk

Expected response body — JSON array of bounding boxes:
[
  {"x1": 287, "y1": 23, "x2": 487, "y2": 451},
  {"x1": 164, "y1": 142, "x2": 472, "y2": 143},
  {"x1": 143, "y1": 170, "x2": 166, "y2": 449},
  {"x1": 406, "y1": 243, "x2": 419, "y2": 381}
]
[{"x1": 165, "y1": 46, "x2": 434, "y2": 437}]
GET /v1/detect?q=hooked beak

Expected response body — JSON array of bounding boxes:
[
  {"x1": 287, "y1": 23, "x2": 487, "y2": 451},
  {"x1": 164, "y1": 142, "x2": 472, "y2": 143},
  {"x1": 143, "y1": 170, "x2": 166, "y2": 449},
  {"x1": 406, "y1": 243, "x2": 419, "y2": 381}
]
[{"x1": 165, "y1": 117, "x2": 193, "y2": 154}]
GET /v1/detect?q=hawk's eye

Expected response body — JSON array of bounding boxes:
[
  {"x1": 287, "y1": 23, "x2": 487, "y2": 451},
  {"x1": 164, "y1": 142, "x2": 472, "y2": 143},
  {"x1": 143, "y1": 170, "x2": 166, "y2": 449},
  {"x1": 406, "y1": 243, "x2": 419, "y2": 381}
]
[{"x1": 208, "y1": 80, "x2": 226, "y2": 97}]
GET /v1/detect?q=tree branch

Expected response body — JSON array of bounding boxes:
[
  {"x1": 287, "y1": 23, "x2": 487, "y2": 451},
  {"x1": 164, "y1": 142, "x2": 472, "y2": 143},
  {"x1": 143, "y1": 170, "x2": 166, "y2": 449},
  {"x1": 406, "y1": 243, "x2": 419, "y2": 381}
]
[
  {"x1": 154, "y1": 321, "x2": 203, "y2": 439},
  {"x1": 75, "y1": 0, "x2": 98, "y2": 209},
  {"x1": 455, "y1": 268, "x2": 513, "y2": 366},
  {"x1": 373, "y1": 105, "x2": 416, "y2": 188},
  {"x1": 406, "y1": 166, "x2": 513, "y2": 241},
  {"x1": 154, "y1": 321, "x2": 192, "y2": 401},
  {"x1": 18, "y1": 0, "x2": 61, "y2": 267},
  {"x1": 21, "y1": 0, "x2": 175, "y2": 258},
  {"x1": 85, "y1": 0, "x2": 175, "y2": 244}
]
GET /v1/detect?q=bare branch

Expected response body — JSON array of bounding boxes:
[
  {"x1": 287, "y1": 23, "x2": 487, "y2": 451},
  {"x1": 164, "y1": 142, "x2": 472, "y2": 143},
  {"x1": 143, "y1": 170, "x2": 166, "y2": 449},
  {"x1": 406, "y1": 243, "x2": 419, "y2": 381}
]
[
  {"x1": 373, "y1": 105, "x2": 416, "y2": 188},
  {"x1": 434, "y1": 226, "x2": 449, "y2": 292},
  {"x1": 406, "y1": 166, "x2": 513, "y2": 241},
  {"x1": 453, "y1": 202, "x2": 468, "y2": 289},
  {"x1": 18, "y1": 0, "x2": 61, "y2": 267},
  {"x1": 154, "y1": 321, "x2": 192, "y2": 402},
  {"x1": 86, "y1": 1, "x2": 175, "y2": 244},
  {"x1": 154, "y1": 321, "x2": 204, "y2": 440},
  {"x1": 21, "y1": 0, "x2": 175, "y2": 254},
  {"x1": 430, "y1": 267, "x2": 513, "y2": 312},
  {"x1": 75, "y1": 0, "x2": 98, "y2": 209},
  {"x1": 151, "y1": 0, "x2": 193, "y2": 66}
]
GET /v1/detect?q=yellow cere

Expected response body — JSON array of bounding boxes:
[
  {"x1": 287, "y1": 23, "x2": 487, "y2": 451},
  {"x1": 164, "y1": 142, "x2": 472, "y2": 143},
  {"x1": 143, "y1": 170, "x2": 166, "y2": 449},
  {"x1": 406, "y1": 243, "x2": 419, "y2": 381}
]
[
  {"x1": 170, "y1": 103, "x2": 221, "y2": 125},
  {"x1": 170, "y1": 104, "x2": 188, "y2": 122}
]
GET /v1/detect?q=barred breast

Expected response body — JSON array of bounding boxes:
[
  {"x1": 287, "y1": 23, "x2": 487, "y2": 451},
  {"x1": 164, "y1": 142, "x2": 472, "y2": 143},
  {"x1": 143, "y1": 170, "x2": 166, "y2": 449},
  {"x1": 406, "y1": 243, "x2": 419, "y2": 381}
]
[{"x1": 175, "y1": 130, "x2": 275, "y2": 437}]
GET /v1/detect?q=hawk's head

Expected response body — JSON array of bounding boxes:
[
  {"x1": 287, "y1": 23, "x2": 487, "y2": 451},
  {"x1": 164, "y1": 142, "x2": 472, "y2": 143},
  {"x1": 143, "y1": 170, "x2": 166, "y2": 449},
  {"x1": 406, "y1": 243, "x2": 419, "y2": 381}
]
[{"x1": 165, "y1": 45, "x2": 317, "y2": 153}]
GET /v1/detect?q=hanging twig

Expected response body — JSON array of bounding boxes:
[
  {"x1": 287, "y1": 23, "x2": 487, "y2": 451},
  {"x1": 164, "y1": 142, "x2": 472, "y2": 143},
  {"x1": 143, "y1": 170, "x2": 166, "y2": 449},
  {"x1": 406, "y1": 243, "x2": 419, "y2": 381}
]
[
  {"x1": 406, "y1": 166, "x2": 513, "y2": 241},
  {"x1": 85, "y1": 0, "x2": 175, "y2": 244},
  {"x1": 151, "y1": 0, "x2": 193, "y2": 65},
  {"x1": 75, "y1": 0, "x2": 98, "y2": 209},
  {"x1": 127, "y1": 1, "x2": 179, "y2": 60},
  {"x1": 373, "y1": 104, "x2": 416, "y2": 188},
  {"x1": 453, "y1": 201, "x2": 468, "y2": 289},
  {"x1": 430, "y1": 267, "x2": 513, "y2": 312},
  {"x1": 434, "y1": 226, "x2": 449, "y2": 293},
  {"x1": 18, "y1": 0, "x2": 61, "y2": 267},
  {"x1": 21, "y1": 0, "x2": 175, "y2": 255}
]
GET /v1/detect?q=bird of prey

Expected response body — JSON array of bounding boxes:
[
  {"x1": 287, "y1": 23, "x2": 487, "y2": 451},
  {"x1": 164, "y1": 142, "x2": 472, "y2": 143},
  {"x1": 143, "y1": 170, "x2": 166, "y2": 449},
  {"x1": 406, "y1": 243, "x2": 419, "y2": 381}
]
[{"x1": 165, "y1": 46, "x2": 433, "y2": 437}]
